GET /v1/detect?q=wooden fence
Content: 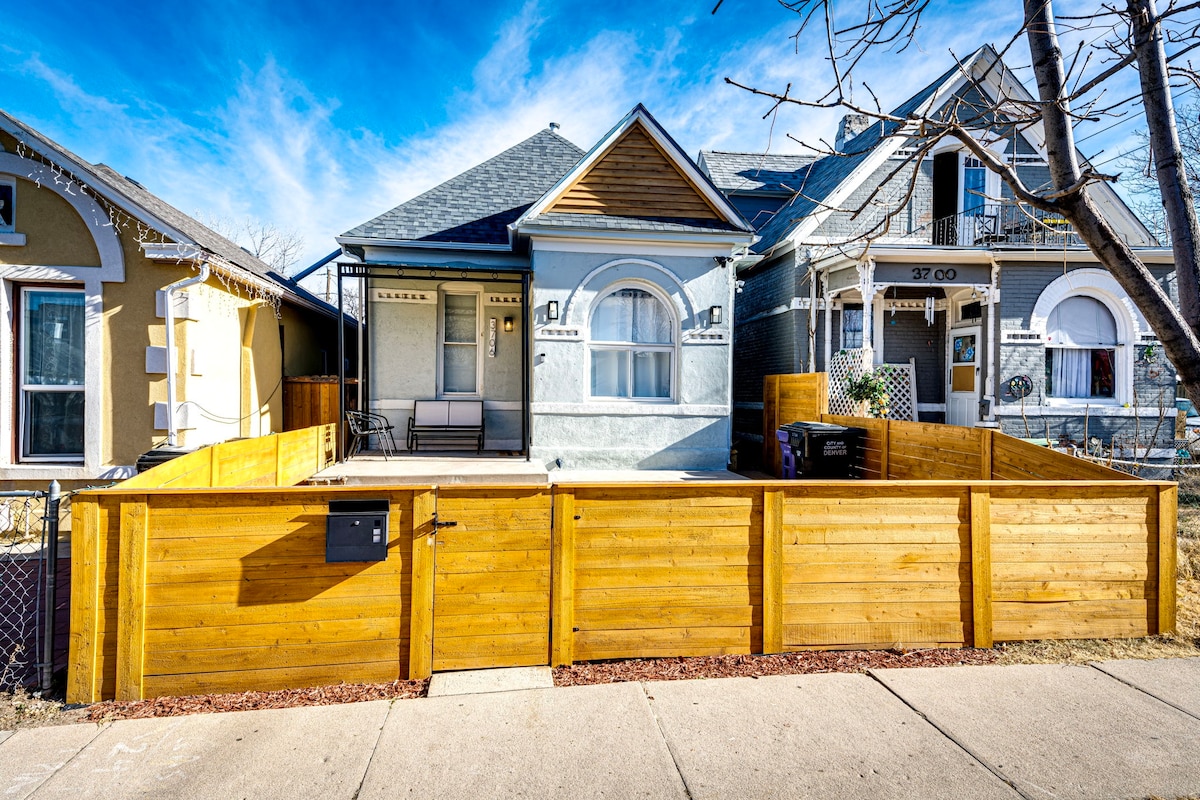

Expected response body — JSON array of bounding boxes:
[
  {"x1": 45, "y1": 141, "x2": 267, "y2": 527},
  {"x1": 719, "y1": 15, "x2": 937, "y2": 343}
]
[
  {"x1": 68, "y1": 476, "x2": 1176, "y2": 702},
  {"x1": 283, "y1": 377, "x2": 356, "y2": 431},
  {"x1": 763, "y1": 373, "x2": 1135, "y2": 482},
  {"x1": 118, "y1": 425, "x2": 337, "y2": 490}
]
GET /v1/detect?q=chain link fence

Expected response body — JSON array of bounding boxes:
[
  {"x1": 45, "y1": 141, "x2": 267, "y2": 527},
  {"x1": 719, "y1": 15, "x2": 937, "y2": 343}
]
[{"x1": 0, "y1": 485, "x2": 64, "y2": 693}]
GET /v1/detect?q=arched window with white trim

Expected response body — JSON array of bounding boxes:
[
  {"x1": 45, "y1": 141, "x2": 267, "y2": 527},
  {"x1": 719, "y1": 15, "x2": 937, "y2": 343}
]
[
  {"x1": 589, "y1": 285, "x2": 675, "y2": 399},
  {"x1": 1045, "y1": 296, "x2": 1117, "y2": 399}
]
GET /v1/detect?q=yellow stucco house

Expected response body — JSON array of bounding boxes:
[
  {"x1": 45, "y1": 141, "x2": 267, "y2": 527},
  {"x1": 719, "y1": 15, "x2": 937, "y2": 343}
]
[{"x1": 0, "y1": 110, "x2": 347, "y2": 490}]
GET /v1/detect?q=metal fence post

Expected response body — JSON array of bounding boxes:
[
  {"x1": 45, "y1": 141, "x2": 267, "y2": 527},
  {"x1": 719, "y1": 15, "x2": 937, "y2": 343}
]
[{"x1": 40, "y1": 480, "x2": 60, "y2": 693}]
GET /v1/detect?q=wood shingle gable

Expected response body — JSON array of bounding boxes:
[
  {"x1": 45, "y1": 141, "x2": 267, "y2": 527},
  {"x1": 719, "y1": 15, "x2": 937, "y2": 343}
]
[{"x1": 548, "y1": 121, "x2": 723, "y2": 221}]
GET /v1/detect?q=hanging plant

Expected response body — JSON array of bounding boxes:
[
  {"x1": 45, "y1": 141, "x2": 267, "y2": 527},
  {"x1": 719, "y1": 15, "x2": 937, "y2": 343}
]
[{"x1": 845, "y1": 366, "x2": 894, "y2": 418}]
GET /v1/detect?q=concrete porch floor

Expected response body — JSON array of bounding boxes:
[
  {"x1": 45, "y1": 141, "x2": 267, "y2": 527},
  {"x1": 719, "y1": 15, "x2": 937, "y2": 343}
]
[{"x1": 307, "y1": 451, "x2": 747, "y2": 486}]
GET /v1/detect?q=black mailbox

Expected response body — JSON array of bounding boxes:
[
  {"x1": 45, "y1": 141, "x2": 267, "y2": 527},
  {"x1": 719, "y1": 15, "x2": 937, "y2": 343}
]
[{"x1": 326, "y1": 499, "x2": 389, "y2": 562}]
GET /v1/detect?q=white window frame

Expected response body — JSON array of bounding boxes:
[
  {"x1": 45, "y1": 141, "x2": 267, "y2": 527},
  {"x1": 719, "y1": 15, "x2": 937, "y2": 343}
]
[
  {"x1": 436, "y1": 286, "x2": 483, "y2": 398},
  {"x1": 841, "y1": 305, "x2": 864, "y2": 349},
  {"x1": 0, "y1": 177, "x2": 14, "y2": 234},
  {"x1": 587, "y1": 281, "x2": 678, "y2": 402},
  {"x1": 18, "y1": 286, "x2": 85, "y2": 463}
]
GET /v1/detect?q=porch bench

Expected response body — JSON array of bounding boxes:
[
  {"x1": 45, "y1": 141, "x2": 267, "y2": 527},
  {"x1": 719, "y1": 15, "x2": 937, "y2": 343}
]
[{"x1": 407, "y1": 400, "x2": 485, "y2": 452}]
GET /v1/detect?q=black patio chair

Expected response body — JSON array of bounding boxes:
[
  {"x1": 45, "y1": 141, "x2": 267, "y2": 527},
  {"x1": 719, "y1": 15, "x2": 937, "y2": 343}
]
[{"x1": 346, "y1": 410, "x2": 398, "y2": 459}]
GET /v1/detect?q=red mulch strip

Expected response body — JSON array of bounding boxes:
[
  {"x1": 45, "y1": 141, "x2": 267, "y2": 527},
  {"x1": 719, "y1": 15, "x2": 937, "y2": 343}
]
[
  {"x1": 84, "y1": 679, "x2": 429, "y2": 722},
  {"x1": 553, "y1": 649, "x2": 999, "y2": 686},
  {"x1": 79, "y1": 650, "x2": 997, "y2": 722}
]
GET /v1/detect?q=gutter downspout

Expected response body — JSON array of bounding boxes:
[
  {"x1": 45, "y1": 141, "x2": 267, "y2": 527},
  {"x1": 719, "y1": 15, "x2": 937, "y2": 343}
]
[{"x1": 162, "y1": 261, "x2": 210, "y2": 446}]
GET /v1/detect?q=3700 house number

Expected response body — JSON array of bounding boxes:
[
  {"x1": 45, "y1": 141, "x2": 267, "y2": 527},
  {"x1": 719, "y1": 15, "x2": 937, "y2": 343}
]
[{"x1": 912, "y1": 267, "x2": 957, "y2": 281}]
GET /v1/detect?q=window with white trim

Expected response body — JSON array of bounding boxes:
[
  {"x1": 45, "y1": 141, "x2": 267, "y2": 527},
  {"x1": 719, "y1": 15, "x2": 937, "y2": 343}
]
[
  {"x1": 841, "y1": 306, "x2": 863, "y2": 349},
  {"x1": 439, "y1": 291, "x2": 480, "y2": 395},
  {"x1": 589, "y1": 286, "x2": 674, "y2": 399},
  {"x1": 19, "y1": 287, "x2": 85, "y2": 461},
  {"x1": 0, "y1": 178, "x2": 14, "y2": 233},
  {"x1": 1045, "y1": 295, "x2": 1116, "y2": 399}
]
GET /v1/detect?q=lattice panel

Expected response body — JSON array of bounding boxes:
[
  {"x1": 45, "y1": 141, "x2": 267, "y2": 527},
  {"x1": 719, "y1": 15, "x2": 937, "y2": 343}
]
[{"x1": 828, "y1": 349, "x2": 917, "y2": 421}]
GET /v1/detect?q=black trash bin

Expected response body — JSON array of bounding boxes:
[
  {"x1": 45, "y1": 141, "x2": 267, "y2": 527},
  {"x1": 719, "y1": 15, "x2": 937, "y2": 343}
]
[{"x1": 778, "y1": 421, "x2": 865, "y2": 478}]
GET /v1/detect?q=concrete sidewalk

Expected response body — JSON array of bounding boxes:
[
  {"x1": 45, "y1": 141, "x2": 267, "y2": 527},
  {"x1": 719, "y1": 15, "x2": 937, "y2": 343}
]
[{"x1": 1, "y1": 658, "x2": 1198, "y2": 799}]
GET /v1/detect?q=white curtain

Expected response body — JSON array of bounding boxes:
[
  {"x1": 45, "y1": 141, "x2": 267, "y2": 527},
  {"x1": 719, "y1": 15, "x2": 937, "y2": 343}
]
[
  {"x1": 1051, "y1": 349, "x2": 1091, "y2": 397},
  {"x1": 591, "y1": 289, "x2": 673, "y2": 344},
  {"x1": 1046, "y1": 296, "x2": 1117, "y2": 346}
]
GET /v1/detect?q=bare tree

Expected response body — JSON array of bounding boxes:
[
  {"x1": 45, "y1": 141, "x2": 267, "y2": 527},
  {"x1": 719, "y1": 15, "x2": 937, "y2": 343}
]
[
  {"x1": 200, "y1": 214, "x2": 305, "y2": 275},
  {"x1": 720, "y1": 0, "x2": 1200, "y2": 408},
  {"x1": 1119, "y1": 98, "x2": 1200, "y2": 242}
]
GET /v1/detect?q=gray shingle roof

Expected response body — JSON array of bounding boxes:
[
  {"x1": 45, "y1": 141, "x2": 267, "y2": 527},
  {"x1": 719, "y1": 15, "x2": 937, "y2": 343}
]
[
  {"x1": 749, "y1": 57, "x2": 968, "y2": 254},
  {"x1": 342, "y1": 129, "x2": 585, "y2": 245},
  {"x1": 522, "y1": 211, "x2": 746, "y2": 235},
  {"x1": 699, "y1": 151, "x2": 816, "y2": 195}
]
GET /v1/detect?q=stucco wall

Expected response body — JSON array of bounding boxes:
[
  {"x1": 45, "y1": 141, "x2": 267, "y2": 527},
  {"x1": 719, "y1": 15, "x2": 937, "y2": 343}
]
[
  {"x1": 367, "y1": 277, "x2": 526, "y2": 448},
  {"x1": 528, "y1": 247, "x2": 734, "y2": 470}
]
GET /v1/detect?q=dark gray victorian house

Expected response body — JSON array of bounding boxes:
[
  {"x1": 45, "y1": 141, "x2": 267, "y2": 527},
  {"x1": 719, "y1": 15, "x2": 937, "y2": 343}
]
[{"x1": 702, "y1": 45, "x2": 1178, "y2": 466}]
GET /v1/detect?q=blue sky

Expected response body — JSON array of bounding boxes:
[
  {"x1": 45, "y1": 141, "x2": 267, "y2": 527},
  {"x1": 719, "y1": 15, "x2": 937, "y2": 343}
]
[{"x1": 1, "y1": 0, "x2": 1160, "y2": 270}]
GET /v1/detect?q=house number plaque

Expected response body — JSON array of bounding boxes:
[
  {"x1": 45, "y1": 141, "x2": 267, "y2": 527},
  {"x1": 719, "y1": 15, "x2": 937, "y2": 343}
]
[{"x1": 488, "y1": 317, "x2": 497, "y2": 358}]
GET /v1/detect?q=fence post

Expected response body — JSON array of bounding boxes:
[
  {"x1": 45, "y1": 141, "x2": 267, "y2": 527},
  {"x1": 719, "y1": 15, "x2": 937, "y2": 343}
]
[
  {"x1": 979, "y1": 429, "x2": 993, "y2": 480},
  {"x1": 551, "y1": 487, "x2": 576, "y2": 666},
  {"x1": 66, "y1": 498, "x2": 100, "y2": 703},
  {"x1": 969, "y1": 487, "x2": 993, "y2": 648},
  {"x1": 39, "y1": 481, "x2": 61, "y2": 693},
  {"x1": 879, "y1": 420, "x2": 890, "y2": 480},
  {"x1": 209, "y1": 444, "x2": 220, "y2": 487},
  {"x1": 409, "y1": 489, "x2": 436, "y2": 680},
  {"x1": 762, "y1": 488, "x2": 784, "y2": 654},
  {"x1": 1157, "y1": 484, "x2": 1178, "y2": 635},
  {"x1": 116, "y1": 499, "x2": 148, "y2": 700}
]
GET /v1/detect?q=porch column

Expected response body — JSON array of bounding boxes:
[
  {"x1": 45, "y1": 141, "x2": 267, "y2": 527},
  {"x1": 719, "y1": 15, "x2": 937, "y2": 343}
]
[
  {"x1": 823, "y1": 272, "x2": 833, "y2": 372},
  {"x1": 856, "y1": 259, "x2": 876, "y2": 367},
  {"x1": 982, "y1": 260, "x2": 1000, "y2": 422}
]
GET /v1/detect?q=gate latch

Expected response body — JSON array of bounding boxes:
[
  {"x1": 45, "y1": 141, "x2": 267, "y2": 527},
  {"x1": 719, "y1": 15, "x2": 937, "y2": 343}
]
[{"x1": 432, "y1": 512, "x2": 458, "y2": 530}]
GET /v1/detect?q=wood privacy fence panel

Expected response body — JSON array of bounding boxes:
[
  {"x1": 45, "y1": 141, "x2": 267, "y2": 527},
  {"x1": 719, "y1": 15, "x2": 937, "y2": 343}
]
[
  {"x1": 762, "y1": 374, "x2": 828, "y2": 476},
  {"x1": 565, "y1": 486, "x2": 763, "y2": 662},
  {"x1": 988, "y1": 484, "x2": 1170, "y2": 641},
  {"x1": 821, "y1": 415, "x2": 887, "y2": 479},
  {"x1": 69, "y1": 478, "x2": 1176, "y2": 702},
  {"x1": 780, "y1": 484, "x2": 972, "y2": 650},
  {"x1": 432, "y1": 488, "x2": 552, "y2": 672},
  {"x1": 283, "y1": 377, "x2": 343, "y2": 431},
  {"x1": 117, "y1": 425, "x2": 336, "y2": 491}
]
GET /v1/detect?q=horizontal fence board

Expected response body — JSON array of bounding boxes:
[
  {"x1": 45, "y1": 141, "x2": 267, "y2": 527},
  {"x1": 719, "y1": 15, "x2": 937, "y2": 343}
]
[
  {"x1": 992, "y1": 580, "x2": 1156, "y2": 602},
  {"x1": 433, "y1": 612, "x2": 549, "y2": 638},
  {"x1": 144, "y1": 639, "x2": 399, "y2": 675},
  {"x1": 575, "y1": 565, "x2": 763, "y2": 590},
  {"x1": 785, "y1": 582, "x2": 971, "y2": 603},
  {"x1": 434, "y1": 549, "x2": 550, "y2": 575},
  {"x1": 574, "y1": 606, "x2": 758, "y2": 631},
  {"x1": 576, "y1": 526, "x2": 763, "y2": 548},
  {"x1": 141, "y1": 661, "x2": 401, "y2": 699},
  {"x1": 575, "y1": 546, "x2": 761, "y2": 569},
  {"x1": 433, "y1": 527, "x2": 551, "y2": 552},
  {"x1": 783, "y1": 543, "x2": 969, "y2": 564},
  {"x1": 784, "y1": 524, "x2": 967, "y2": 545},
  {"x1": 574, "y1": 586, "x2": 756, "y2": 609},
  {"x1": 991, "y1": 543, "x2": 1155, "y2": 563},
  {"x1": 432, "y1": 632, "x2": 549, "y2": 661},
  {"x1": 574, "y1": 627, "x2": 755, "y2": 660},
  {"x1": 785, "y1": 622, "x2": 966, "y2": 648},
  {"x1": 786, "y1": 562, "x2": 973, "y2": 583},
  {"x1": 146, "y1": 574, "x2": 407, "y2": 607},
  {"x1": 146, "y1": 597, "x2": 407, "y2": 629},
  {"x1": 145, "y1": 618, "x2": 402, "y2": 652},
  {"x1": 992, "y1": 561, "x2": 1153, "y2": 582},
  {"x1": 434, "y1": 591, "x2": 550, "y2": 616},
  {"x1": 993, "y1": 599, "x2": 1154, "y2": 640},
  {"x1": 783, "y1": 602, "x2": 969, "y2": 625}
]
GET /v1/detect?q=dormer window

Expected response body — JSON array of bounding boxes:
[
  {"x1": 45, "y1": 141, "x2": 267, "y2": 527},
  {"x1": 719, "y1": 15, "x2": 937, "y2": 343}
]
[{"x1": 932, "y1": 149, "x2": 1000, "y2": 245}]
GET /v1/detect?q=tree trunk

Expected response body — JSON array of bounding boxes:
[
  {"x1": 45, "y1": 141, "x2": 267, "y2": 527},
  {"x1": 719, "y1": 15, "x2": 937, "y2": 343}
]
[
  {"x1": 1025, "y1": 0, "x2": 1200, "y2": 409},
  {"x1": 1128, "y1": 0, "x2": 1200, "y2": 333}
]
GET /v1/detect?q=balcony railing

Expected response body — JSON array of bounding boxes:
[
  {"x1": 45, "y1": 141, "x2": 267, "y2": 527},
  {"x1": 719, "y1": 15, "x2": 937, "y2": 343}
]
[{"x1": 877, "y1": 204, "x2": 1085, "y2": 248}]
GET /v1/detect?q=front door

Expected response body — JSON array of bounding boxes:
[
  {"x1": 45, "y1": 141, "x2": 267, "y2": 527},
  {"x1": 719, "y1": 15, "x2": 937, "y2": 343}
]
[
  {"x1": 947, "y1": 327, "x2": 980, "y2": 427},
  {"x1": 430, "y1": 487, "x2": 552, "y2": 671}
]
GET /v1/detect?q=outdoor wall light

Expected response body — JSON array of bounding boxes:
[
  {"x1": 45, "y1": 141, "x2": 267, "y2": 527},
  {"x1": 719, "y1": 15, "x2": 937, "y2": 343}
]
[
  {"x1": 504, "y1": 316, "x2": 514, "y2": 332},
  {"x1": 710, "y1": 305, "x2": 723, "y2": 325},
  {"x1": 547, "y1": 301, "x2": 559, "y2": 321}
]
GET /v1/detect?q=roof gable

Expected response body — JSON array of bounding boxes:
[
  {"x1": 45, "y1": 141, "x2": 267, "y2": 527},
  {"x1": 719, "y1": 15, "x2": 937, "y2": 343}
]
[
  {"x1": 518, "y1": 105, "x2": 753, "y2": 237},
  {"x1": 548, "y1": 121, "x2": 722, "y2": 220}
]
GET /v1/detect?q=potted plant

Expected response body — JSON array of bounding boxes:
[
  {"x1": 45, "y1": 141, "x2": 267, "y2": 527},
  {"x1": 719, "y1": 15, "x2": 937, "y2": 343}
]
[{"x1": 845, "y1": 366, "x2": 893, "y2": 418}]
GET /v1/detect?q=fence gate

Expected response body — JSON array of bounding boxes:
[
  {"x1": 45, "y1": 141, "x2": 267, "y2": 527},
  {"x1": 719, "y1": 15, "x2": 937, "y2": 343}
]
[{"x1": 430, "y1": 487, "x2": 552, "y2": 671}]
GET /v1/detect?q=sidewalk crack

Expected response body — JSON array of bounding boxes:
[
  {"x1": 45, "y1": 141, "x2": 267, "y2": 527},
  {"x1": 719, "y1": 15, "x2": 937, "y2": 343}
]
[
  {"x1": 349, "y1": 701, "x2": 393, "y2": 800},
  {"x1": 640, "y1": 682, "x2": 694, "y2": 800},
  {"x1": 867, "y1": 671, "x2": 1035, "y2": 800},
  {"x1": 1087, "y1": 662, "x2": 1200, "y2": 722}
]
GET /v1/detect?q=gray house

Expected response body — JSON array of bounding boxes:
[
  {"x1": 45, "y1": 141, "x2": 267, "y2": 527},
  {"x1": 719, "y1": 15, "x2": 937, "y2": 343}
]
[
  {"x1": 336, "y1": 105, "x2": 755, "y2": 470},
  {"x1": 701, "y1": 45, "x2": 1178, "y2": 465}
]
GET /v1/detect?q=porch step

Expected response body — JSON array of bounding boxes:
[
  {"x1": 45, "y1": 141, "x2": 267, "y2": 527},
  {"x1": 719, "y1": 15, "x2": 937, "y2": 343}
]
[{"x1": 428, "y1": 666, "x2": 554, "y2": 697}]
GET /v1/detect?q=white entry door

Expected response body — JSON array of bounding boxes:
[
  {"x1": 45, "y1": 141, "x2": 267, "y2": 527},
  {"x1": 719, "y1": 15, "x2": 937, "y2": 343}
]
[{"x1": 947, "y1": 327, "x2": 981, "y2": 427}]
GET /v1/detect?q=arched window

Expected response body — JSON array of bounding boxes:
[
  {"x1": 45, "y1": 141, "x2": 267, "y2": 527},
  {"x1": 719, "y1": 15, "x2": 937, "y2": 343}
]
[
  {"x1": 1045, "y1": 296, "x2": 1117, "y2": 399},
  {"x1": 589, "y1": 286, "x2": 674, "y2": 399}
]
